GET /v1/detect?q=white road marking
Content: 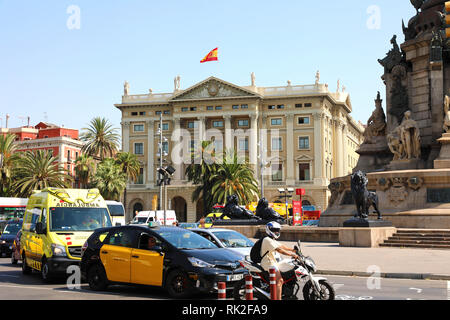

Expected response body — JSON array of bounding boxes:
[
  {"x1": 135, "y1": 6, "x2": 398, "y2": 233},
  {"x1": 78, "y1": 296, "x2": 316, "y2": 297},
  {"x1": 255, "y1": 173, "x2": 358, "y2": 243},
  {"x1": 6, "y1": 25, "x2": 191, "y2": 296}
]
[
  {"x1": 409, "y1": 288, "x2": 423, "y2": 294},
  {"x1": 0, "y1": 284, "x2": 83, "y2": 293}
]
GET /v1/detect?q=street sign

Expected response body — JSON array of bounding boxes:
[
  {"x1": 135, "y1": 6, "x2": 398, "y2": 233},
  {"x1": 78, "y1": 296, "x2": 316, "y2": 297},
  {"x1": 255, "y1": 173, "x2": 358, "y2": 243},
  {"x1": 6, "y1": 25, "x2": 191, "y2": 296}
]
[
  {"x1": 292, "y1": 201, "x2": 302, "y2": 226},
  {"x1": 296, "y1": 188, "x2": 305, "y2": 196}
]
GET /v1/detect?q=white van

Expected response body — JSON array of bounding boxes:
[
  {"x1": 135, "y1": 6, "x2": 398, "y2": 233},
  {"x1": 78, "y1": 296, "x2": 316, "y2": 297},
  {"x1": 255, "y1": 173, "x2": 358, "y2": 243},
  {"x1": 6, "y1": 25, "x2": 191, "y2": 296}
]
[
  {"x1": 105, "y1": 200, "x2": 126, "y2": 226},
  {"x1": 131, "y1": 210, "x2": 177, "y2": 226}
]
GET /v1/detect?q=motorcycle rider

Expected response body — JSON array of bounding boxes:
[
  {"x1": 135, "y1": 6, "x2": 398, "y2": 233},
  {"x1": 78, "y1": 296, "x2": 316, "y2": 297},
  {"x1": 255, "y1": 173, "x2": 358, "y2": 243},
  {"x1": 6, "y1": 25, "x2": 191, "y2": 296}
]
[{"x1": 260, "y1": 221, "x2": 299, "y2": 300}]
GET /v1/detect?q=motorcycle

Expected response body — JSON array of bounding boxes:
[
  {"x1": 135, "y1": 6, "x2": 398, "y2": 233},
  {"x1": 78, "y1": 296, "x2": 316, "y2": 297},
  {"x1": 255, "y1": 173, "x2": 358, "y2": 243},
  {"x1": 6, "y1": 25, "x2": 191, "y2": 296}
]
[{"x1": 233, "y1": 240, "x2": 335, "y2": 300}]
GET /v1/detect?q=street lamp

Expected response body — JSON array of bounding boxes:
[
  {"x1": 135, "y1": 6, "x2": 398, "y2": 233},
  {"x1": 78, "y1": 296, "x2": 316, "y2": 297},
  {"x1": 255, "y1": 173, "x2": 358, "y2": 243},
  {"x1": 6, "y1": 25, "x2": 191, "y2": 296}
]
[
  {"x1": 257, "y1": 141, "x2": 269, "y2": 198},
  {"x1": 157, "y1": 165, "x2": 176, "y2": 225},
  {"x1": 278, "y1": 187, "x2": 294, "y2": 225}
]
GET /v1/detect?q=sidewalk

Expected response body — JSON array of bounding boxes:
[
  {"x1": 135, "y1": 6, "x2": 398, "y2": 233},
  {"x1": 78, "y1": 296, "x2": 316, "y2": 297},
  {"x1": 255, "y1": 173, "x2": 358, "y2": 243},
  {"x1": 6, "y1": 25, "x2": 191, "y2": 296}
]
[{"x1": 260, "y1": 240, "x2": 450, "y2": 281}]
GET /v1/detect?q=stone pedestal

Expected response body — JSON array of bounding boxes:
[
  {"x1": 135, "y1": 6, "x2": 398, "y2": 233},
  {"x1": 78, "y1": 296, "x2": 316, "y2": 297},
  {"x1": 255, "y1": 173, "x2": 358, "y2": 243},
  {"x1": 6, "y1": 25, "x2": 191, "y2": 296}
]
[
  {"x1": 434, "y1": 133, "x2": 450, "y2": 169},
  {"x1": 339, "y1": 227, "x2": 397, "y2": 247},
  {"x1": 387, "y1": 158, "x2": 425, "y2": 171},
  {"x1": 343, "y1": 218, "x2": 393, "y2": 228},
  {"x1": 354, "y1": 136, "x2": 392, "y2": 173}
]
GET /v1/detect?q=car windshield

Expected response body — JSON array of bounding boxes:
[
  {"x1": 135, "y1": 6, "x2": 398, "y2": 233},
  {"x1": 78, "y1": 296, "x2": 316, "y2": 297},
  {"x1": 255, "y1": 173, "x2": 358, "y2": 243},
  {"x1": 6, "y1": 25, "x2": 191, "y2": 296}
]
[
  {"x1": 3, "y1": 222, "x2": 22, "y2": 235},
  {"x1": 212, "y1": 231, "x2": 254, "y2": 248},
  {"x1": 49, "y1": 207, "x2": 112, "y2": 231},
  {"x1": 155, "y1": 228, "x2": 217, "y2": 250},
  {"x1": 107, "y1": 204, "x2": 124, "y2": 217}
]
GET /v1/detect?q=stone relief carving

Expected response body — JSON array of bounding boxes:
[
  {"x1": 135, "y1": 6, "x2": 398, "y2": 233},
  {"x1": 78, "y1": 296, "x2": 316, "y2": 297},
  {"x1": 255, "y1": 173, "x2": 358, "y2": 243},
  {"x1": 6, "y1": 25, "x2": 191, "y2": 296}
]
[
  {"x1": 173, "y1": 80, "x2": 255, "y2": 100},
  {"x1": 444, "y1": 95, "x2": 450, "y2": 133},
  {"x1": 388, "y1": 111, "x2": 421, "y2": 160},
  {"x1": 363, "y1": 91, "x2": 387, "y2": 144},
  {"x1": 378, "y1": 35, "x2": 403, "y2": 73}
]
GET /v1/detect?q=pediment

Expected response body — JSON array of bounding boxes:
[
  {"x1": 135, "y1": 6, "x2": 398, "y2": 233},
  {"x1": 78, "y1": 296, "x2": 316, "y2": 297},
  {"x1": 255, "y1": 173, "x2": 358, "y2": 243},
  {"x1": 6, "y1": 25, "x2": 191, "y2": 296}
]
[
  {"x1": 295, "y1": 154, "x2": 314, "y2": 161},
  {"x1": 170, "y1": 77, "x2": 260, "y2": 102}
]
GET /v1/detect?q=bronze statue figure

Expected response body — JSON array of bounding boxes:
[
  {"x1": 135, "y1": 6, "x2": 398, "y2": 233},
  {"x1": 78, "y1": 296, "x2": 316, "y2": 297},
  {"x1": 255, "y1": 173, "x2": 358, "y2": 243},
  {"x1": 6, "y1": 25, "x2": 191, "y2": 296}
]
[{"x1": 351, "y1": 171, "x2": 382, "y2": 220}]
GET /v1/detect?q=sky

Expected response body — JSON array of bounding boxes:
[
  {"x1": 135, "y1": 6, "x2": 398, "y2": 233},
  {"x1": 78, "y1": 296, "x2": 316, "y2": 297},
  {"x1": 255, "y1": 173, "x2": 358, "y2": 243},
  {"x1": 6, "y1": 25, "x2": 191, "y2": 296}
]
[{"x1": 0, "y1": 0, "x2": 416, "y2": 132}]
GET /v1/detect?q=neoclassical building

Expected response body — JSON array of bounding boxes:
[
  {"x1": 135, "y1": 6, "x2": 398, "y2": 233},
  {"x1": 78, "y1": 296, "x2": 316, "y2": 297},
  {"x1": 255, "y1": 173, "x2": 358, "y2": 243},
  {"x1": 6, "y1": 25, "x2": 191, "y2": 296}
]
[{"x1": 116, "y1": 75, "x2": 364, "y2": 223}]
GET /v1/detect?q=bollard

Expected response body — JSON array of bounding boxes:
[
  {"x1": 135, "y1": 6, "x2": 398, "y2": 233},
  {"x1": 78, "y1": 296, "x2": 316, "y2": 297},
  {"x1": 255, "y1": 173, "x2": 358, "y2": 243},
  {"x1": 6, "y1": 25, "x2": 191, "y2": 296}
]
[
  {"x1": 245, "y1": 274, "x2": 253, "y2": 300},
  {"x1": 269, "y1": 267, "x2": 277, "y2": 300},
  {"x1": 218, "y1": 282, "x2": 227, "y2": 300}
]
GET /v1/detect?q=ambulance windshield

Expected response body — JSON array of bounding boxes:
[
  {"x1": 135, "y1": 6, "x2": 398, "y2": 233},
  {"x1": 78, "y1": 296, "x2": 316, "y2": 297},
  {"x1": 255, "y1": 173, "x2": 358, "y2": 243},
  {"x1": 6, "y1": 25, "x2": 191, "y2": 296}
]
[{"x1": 49, "y1": 207, "x2": 112, "y2": 231}]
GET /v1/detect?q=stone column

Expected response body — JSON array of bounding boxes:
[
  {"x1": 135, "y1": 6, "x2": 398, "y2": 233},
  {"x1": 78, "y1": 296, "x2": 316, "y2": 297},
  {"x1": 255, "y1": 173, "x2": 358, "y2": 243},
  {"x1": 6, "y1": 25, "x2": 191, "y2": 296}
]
[
  {"x1": 334, "y1": 119, "x2": 344, "y2": 178},
  {"x1": 286, "y1": 113, "x2": 295, "y2": 185},
  {"x1": 121, "y1": 121, "x2": 130, "y2": 153},
  {"x1": 196, "y1": 116, "x2": 206, "y2": 142},
  {"x1": 147, "y1": 120, "x2": 155, "y2": 187},
  {"x1": 172, "y1": 117, "x2": 182, "y2": 181},
  {"x1": 249, "y1": 114, "x2": 258, "y2": 166},
  {"x1": 224, "y1": 115, "x2": 233, "y2": 152},
  {"x1": 313, "y1": 113, "x2": 325, "y2": 185}
]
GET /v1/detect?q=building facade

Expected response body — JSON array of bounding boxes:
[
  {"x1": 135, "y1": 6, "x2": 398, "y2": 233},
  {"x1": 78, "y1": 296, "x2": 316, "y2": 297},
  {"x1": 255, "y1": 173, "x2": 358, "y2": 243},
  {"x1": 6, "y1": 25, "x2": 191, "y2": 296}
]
[
  {"x1": 116, "y1": 75, "x2": 364, "y2": 223},
  {"x1": 1, "y1": 122, "x2": 83, "y2": 178}
]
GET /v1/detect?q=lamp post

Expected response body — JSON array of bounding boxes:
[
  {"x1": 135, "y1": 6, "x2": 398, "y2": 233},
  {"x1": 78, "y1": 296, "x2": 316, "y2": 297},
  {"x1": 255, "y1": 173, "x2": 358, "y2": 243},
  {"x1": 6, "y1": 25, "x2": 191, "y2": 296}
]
[
  {"x1": 257, "y1": 141, "x2": 269, "y2": 198},
  {"x1": 157, "y1": 166, "x2": 176, "y2": 225},
  {"x1": 278, "y1": 187, "x2": 294, "y2": 225}
]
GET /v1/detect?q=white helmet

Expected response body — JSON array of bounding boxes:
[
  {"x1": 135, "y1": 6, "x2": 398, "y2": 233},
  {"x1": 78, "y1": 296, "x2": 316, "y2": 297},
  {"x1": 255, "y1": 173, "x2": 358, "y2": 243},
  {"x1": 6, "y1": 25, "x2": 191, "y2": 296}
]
[{"x1": 265, "y1": 221, "x2": 281, "y2": 239}]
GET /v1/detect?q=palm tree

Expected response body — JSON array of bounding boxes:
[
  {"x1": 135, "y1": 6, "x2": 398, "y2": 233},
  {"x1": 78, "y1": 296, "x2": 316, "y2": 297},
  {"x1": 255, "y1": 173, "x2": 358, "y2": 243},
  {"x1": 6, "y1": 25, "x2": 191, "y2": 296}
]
[
  {"x1": 115, "y1": 152, "x2": 141, "y2": 208},
  {"x1": 0, "y1": 133, "x2": 19, "y2": 196},
  {"x1": 92, "y1": 158, "x2": 127, "y2": 201},
  {"x1": 74, "y1": 154, "x2": 96, "y2": 188},
  {"x1": 13, "y1": 150, "x2": 73, "y2": 197},
  {"x1": 210, "y1": 150, "x2": 260, "y2": 206},
  {"x1": 80, "y1": 117, "x2": 120, "y2": 161},
  {"x1": 185, "y1": 141, "x2": 219, "y2": 214}
]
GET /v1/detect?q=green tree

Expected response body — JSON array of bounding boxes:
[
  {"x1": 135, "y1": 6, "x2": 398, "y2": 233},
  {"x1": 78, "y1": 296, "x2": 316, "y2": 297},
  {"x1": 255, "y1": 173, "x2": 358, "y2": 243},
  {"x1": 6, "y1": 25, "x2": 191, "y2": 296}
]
[
  {"x1": 92, "y1": 158, "x2": 127, "y2": 201},
  {"x1": 185, "y1": 141, "x2": 219, "y2": 214},
  {"x1": 210, "y1": 150, "x2": 260, "y2": 205},
  {"x1": 115, "y1": 151, "x2": 141, "y2": 208},
  {"x1": 13, "y1": 150, "x2": 73, "y2": 197},
  {"x1": 74, "y1": 154, "x2": 96, "y2": 188},
  {"x1": 80, "y1": 117, "x2": 120, "y2": 161},
  {"x1": 0, "y1": 133, "x2": 19, "y2": 196}
]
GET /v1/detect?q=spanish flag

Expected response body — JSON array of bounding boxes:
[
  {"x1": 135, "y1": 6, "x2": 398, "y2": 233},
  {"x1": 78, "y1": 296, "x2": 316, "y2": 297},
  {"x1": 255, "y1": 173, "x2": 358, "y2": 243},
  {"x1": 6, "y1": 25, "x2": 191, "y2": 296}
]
[{"x1": 200, "y1": 48, "x2": 218, "y2": 63}]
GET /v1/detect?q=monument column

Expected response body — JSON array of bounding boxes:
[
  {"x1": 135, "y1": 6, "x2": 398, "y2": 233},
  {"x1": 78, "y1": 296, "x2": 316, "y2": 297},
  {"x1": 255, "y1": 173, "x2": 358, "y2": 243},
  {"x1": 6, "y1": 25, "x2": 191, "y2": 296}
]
[
  {"x1": 147, "y1": 119, "x2": 155, "y2": 187},
  {"x1": 286, "y1": 113, "x2": 295, "y2": 185}
]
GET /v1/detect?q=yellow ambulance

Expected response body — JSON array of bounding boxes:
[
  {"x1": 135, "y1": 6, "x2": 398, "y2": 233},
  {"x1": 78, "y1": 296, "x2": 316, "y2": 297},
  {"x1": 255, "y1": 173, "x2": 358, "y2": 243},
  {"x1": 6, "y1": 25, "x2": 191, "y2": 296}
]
[{"x1": 20, "y1": 188, "x2": 112, "y2": 282}]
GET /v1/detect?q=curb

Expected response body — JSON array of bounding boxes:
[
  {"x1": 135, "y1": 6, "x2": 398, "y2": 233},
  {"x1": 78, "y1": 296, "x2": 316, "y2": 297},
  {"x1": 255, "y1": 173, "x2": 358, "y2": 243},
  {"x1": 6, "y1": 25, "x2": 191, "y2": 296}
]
[{"x1": 316, "y1": 270, "x2": 450, "y2": 281}]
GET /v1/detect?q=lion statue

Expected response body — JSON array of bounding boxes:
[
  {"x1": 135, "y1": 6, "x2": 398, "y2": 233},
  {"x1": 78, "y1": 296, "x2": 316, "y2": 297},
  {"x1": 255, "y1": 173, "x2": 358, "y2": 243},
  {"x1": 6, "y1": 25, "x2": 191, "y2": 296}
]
[
  {"x1": 255, "y1": 197, "x2": 285, "y2": 222},
  {"x1": 351, "y1": 171, "x2": 382, "y2": 220},
  {"x1": 222, "y1": 195, "x2": 260, "y2": 220}
]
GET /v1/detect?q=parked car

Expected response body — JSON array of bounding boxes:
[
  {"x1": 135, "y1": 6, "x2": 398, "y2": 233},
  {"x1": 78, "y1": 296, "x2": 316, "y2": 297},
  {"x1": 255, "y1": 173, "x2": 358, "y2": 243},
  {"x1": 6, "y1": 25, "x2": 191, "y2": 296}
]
[
  {"x1": 131, "y1": 210, "x2": 177, "y2": 226},
  {"x1": 80, "y1": 225, "x2": 246, "y2": 298},
  {"x1": 190, "y1": 228, "x2": 254, "y2": 257},
  {"x1": 0, "y1": 219, "x2": 22, "y2": 258},
  {"x1": 178, "y1": 222, "x2": 199, "y2": 229},
  {"x1": 11, "y1": 230, "x2": 22, "y2": 264}
]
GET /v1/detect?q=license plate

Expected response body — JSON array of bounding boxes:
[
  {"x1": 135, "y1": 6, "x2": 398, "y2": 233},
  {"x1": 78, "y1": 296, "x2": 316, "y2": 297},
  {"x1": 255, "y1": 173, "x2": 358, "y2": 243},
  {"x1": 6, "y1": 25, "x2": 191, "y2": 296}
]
[{"x1": 226, "y1": 274, "x2": 244, "y2": 281}]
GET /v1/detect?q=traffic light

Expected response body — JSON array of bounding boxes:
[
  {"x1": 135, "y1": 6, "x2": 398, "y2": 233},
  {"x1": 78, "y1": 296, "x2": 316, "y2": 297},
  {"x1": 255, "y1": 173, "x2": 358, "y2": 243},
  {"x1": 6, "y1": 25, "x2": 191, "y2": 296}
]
[{"x1": 445, "y1": 1, "x2": 450, "y2": 38}]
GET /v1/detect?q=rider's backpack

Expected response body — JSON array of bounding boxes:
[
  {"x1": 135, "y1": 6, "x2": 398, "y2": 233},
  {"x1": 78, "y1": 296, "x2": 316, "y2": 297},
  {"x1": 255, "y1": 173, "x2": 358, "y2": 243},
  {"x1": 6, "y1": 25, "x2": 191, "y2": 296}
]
[{"x1": 250, "y1": 236, "x2": 269, "y2": 263}]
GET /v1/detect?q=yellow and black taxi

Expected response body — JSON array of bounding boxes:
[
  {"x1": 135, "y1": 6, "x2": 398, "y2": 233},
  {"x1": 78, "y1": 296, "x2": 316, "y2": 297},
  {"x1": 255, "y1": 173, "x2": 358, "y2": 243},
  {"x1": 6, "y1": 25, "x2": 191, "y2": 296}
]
[{"x1": 80, "y1": 224, "x2": 246, "y2": 298}]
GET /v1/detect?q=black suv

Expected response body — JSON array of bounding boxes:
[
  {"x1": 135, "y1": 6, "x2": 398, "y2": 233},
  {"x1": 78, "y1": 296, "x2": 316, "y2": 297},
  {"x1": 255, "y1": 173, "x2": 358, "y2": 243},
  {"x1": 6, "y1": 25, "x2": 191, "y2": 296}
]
[
  {"x1": 0, "y1": 219, "x2": 22, "y2": 257},
  {"x1": 80, "y1": 225, "x2": 246, "y2": 298}
]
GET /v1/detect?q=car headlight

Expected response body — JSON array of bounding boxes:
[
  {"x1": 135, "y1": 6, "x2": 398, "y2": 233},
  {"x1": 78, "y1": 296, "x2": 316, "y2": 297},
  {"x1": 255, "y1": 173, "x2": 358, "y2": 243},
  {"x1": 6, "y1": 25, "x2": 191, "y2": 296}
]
[
  {"x1": 187, "y1": 257, "x2": 215, "y2": 268},
  {"x1": 1, "y1": 240, "x2": 5, "y2": 244},
  {"x1": 51, "y1": 244, "x2": 67, "y2": 257}
]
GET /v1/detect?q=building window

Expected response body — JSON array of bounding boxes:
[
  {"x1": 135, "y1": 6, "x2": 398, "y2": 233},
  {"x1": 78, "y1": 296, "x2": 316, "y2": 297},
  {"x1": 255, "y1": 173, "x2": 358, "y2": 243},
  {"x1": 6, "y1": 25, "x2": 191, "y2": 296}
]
[
  {"x1": 271, "y1": 118, "x2": 282, "y2": 126},
  {"x1": 75, "y1": 152, "x2": 79, "y2": 160},
  {"x1": 277, "y1": 105, "x2": 284, "y2": 109},
  {"x1": 131, "y1": 112, "x2": 138, "y2": 116},
  {"x1": 268, "y1": 105, "x2": 276, "y2": 110},
  {"x1": 215, "y1": 106, "x2": 222, "y2": 110},
  {"x1": 187, "y1": 121, "x2": 197, "y2": 129},
  {"x1": 241, "y1": 104, "x2": 248, "y2": 109},
  {"x1": 232, "y1": 105, "x2": 239, "y2": 110},
  {"x1": 271, "y1": 137, "x2": 282, "y2": 151},
  {"x1": 295, "y1": 104, "x2": 303, "y2": 108},
  {"x1": 162, "y1": 141, "x2": 169, "y2": 154},
  {"x1": 156, "y1": 111, "x2": 162, "y2": 115},
  {"x1": 190, "y1": 107, "x2": 197, "y2": 111},
  {"x1": 181, "y1": 107, "x2": 188, "y2": 112},
  {"x1": 67, "y1": 150, "x2": 71, "y2": 162},
  {"x1": 237, "y1": 119, "x2": 249, "y2": 127},
  {"x1": 134, "y1": 143, "x2": 144, "y2": 155},
  {"x1": 134, "y1": 124, "x2": 144, "y2": 132},
  {"x1": 238, "y1": 138, "x2": 248, "y2": 151},
  {"x1": 299, "y1": 163, "x2": 310, "y2": 181},
  {"x1": 207, "y1": 106, "x2": 214, "y2": 110},
  {"x1": 212, "y1": 121, "x2": 224, "y2": 128},
  {"x1": 159, "y1": 123, "x2": 169, "y2": 131},
  {"x1": 298, "y1": 116, "x2": 310, "y2": 125},
  {"x1": 139, "y1": 111, "x2": 146, "y2": 116},
  {"x1": 137, "y1": 168, "x2": 144, "y2": 185},
  {"x1": 213, "y1": 140, "x2": 223, "y2": 152},
  {"x1": 298, "y1": 137, "x2": 310, "y2": 150},
  {"x1": 272, "y1": 164, "x2": 283, "y2": 182},
  {"x1": 304, "y1": 103, "x2": 312, "y2": 108},
  {"x1": 164, "y1": 110, "x2": 170, "y2": 115}
]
